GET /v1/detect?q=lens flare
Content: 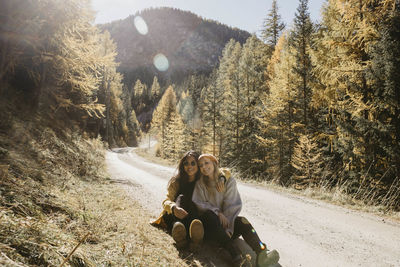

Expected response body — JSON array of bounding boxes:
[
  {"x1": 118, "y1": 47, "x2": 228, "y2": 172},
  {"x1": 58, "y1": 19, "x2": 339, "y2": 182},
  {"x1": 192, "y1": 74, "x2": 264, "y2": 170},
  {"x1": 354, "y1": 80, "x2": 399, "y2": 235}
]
[
  {"x1": 153, "y1": 53, "x2": 169, "y2": 71},
  {"x1": 134, "y1": 16, "x2": 148, "y2": 35}
]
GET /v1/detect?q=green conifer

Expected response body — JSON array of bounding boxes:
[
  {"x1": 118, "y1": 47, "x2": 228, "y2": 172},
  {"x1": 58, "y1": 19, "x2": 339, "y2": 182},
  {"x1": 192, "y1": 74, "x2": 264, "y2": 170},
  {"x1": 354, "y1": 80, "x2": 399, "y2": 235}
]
[{"x1": 261, "y1": 0, "x2": 285, "y2": 49}]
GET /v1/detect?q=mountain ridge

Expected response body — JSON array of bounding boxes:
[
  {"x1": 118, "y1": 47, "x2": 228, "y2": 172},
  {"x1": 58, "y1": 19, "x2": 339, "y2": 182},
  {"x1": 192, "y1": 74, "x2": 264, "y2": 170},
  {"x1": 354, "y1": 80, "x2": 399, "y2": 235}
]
[{"x1": 99, "y1": 7, "x2": 251, "y2": 86}]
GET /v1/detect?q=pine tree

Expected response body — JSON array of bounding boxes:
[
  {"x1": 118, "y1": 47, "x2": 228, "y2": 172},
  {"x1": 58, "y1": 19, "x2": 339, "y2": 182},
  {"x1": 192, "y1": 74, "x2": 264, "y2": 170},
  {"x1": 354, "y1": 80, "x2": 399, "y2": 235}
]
[
  {"x1": 37, "y1": 0, "x2": 106, "y2": 121},
  {"x1": 309, "y1": 0, "x2": 400, "y2": 208},
  {"x1": 308, "y1": 0, "x2": 344, "y2": 186},
  {"x1": 0, "y1": 0, "x2": 139, "y2": 147},
  {"x1": 0, "y1": 0, "x2": 41, "y2": 87},
  {"x1": 261, "y1": 0, "x2": 285, "y2": 49},
  {"x1": 127, "y1": 109, "x2": 140, "y2": 146},
  {"x1": 135, "y1": 79, "x2": 143, "y2": 97},
  {"x1": 177, "y1": 91, "x2": 194, "y2": 123},
  {"x1": 95, "y1": 31, "x2": 124, "y2": 147},
  {"x1": 150, "y1": 86, "x2": 177, "y2": 156},
  {"x1": 216, "y1": 39, "x2": 236, "y2": 162},
  {"x1": 291, "y1": 134, "x2": 323, "y2": 188},
  {"x1": 219, "y1": 41, "x2": 243, "y2": 164},
  {"x1": 238, "y1": 35, "x2": 269, "y2": 172},
  {"x1": 258, "y1": 33, "x2": 298, "y2": 183},
  {"x1": 150, "y1": 76, "x2": 161, "y2": 100},
  {"x1": 312, "y1": 0, "x2": 396, "y2": 179},
  {"x1": 201, "y1": 70, "x2": 225, "y2": 156},
  {"x1": 188, "y1": 75, "x2": 208, "y2": 108},
  {"x1": 289, "y1": 0, "x2": 314, "y2": 133},
  {"x1": 177, "y1": 91, "x2": 185, "y2": 112},
  {"x1": 365, "y1": 4, "x2": 400, "y2": 203},
  {"x1": 163, "y1": 110, "x2": 187, "y2": 159},
  {"x1": 133, "y1": 79, "x2": 145, "y2": 99}
]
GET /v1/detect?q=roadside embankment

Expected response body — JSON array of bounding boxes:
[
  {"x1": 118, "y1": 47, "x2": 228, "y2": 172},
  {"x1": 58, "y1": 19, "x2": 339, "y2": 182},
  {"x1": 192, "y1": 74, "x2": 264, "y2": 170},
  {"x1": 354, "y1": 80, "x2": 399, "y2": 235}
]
[{"x1": 0, "y1": 120, "x2": 188, "y2": 266}]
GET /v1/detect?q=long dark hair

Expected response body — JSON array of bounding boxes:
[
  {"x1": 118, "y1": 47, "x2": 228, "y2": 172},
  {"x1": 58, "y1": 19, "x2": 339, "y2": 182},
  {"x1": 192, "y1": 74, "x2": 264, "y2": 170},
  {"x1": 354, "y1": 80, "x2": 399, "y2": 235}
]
[{"x1": 168, "y1": 150, "x2": 200, "y2": 187}]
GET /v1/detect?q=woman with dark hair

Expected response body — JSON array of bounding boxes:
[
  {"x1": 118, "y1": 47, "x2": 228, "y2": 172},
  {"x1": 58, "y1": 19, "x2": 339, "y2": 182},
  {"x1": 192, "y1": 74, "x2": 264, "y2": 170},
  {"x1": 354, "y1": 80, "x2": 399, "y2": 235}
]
[
  {"x1": 192, "y1": 154, "x2": 280, "y2": 267},
  {"x1": 151, "y1": 150, "x2": 229, "y2": 250}
]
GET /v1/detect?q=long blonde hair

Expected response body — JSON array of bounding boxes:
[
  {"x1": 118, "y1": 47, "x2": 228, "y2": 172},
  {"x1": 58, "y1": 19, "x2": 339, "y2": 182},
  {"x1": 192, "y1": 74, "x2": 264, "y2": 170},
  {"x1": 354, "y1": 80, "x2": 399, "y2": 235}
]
[{"x1": 201, "y1": 160, "x2": 219, "y2": 195}]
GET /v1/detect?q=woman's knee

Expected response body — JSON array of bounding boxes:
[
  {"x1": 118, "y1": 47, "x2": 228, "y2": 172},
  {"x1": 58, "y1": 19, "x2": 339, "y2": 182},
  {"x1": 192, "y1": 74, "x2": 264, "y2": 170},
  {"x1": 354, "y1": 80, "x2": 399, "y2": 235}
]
[
  {"x1": 204, "y1": 209, "x2": 218, "y2": 219},
  {"x1": 234, "y1": 216, "x2": 254, "y2": 232},
  {"x1": 234, "y1": 216, "x2": 258, "y2": 241},
  {"x1": 236, "y1": 216, "x2": 251, "y2": 225},
  {"x1": 201, "y1": 210, "x2": 219, "y2": 226}
]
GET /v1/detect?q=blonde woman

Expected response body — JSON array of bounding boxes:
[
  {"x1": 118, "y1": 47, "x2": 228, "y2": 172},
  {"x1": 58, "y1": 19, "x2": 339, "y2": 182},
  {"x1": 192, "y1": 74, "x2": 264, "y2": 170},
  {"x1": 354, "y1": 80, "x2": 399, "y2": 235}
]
[{"x1": 192, "y1": 154, "x2": 279, "y2": 267}]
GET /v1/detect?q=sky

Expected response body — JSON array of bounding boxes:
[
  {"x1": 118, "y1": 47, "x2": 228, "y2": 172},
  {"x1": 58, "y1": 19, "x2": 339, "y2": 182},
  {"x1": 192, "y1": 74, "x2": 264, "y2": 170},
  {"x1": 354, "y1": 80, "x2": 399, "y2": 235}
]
[{"x1": 91, "y1": 0, "x2": 326, "y2": 34}]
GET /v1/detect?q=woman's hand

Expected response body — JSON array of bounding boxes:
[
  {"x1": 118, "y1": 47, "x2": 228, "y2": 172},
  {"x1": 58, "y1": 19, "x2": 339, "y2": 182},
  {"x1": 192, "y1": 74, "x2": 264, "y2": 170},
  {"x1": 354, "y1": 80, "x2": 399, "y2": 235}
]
[
  {"x1": 173, "y1": 206, "x2": 188, "y2": 219},
  {"x1": 216, "y1": 177, "x2": 226, "y2": 192},
  {"x1": 218, "y1": 212, "x2": 229, "y2": 229}
]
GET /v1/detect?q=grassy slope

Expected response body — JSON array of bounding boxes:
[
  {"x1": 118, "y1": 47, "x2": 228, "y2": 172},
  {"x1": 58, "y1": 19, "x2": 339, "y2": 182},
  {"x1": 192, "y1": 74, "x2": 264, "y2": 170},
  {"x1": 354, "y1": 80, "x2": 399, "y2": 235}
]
[{"x1": 0, "y1": 118, "x2": 189, "y2": 266}]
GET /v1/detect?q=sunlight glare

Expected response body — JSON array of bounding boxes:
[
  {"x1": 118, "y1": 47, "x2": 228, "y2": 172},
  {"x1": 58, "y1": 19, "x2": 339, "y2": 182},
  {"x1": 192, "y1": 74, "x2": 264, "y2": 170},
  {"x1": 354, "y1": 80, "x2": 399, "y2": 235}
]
[
  {"x1": 134, "y1": 16, "x2": 148, "y2": 35},
  {"x1": 153, "y1": 53, "x2": 169, "y2": 72}
]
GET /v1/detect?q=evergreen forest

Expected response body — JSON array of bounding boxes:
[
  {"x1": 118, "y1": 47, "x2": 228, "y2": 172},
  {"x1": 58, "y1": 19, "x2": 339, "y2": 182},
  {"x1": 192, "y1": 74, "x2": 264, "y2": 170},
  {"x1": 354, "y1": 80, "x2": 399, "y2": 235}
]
[
  {"x1": 1, "y1": 0, "x2": 142, "y2": 147},
  {"x1": 148, "y1": 0, "x2": 400, "y2": 210}
]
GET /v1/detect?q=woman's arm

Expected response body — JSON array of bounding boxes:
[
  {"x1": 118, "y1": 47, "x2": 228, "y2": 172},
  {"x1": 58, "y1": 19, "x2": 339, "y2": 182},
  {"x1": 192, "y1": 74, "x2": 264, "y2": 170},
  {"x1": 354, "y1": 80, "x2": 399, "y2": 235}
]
[
  {"x1": 162, "y1": 179, "x2": 179, "y2": 214},
  {"x1": 216, "y1": 168, "x2": 231, "y2": 192},
  {"x1": 221, "y1": 178, "x2": 242, "y2": 235}
]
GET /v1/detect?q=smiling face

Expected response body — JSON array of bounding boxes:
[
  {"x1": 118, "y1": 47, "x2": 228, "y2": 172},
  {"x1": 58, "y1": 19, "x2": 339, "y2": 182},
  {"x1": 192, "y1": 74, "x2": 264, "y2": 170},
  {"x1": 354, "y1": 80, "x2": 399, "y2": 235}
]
[
  {"x1": 198, "y1": 157, "x2": 215, "y2": 178},
  {"x1": 183, "y1": 156, "x2": 198, "y2": 181}
]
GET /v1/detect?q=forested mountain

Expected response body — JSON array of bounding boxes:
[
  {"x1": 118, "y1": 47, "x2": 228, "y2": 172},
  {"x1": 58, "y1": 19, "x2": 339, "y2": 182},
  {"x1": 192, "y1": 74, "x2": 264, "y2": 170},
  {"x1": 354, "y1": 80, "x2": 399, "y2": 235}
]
[{"x1": 99, "y1": 7, "x2": 251, "y2": 87}]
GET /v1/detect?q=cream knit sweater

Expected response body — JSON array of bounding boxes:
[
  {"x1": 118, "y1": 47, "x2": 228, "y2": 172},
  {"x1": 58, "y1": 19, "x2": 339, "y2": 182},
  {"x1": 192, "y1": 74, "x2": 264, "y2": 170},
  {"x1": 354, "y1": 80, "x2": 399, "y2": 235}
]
[{"x1": 192, "y1": 175, "x2": 242, "y2": 235}]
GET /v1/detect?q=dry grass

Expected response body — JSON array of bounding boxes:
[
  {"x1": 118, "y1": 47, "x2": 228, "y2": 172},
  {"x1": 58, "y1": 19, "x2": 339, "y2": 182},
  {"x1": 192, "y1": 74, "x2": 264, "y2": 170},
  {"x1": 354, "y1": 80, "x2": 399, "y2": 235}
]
[
  {"x1": 54, "y1": 177, "x2": 190, "y2": 267},
  {"x1": 240, "y1": 174, "x2": 400, "y2": 222},
  {"x1": 0, "y1": 119, "x2": 191, "y2": 266}
]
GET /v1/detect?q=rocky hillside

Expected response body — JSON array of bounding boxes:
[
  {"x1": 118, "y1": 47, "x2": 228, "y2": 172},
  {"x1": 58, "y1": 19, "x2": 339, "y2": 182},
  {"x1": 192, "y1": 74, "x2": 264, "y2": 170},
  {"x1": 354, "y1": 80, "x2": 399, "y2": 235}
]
[{"x1": 99, "y1": 7, "x2": 251, "y2": 86}]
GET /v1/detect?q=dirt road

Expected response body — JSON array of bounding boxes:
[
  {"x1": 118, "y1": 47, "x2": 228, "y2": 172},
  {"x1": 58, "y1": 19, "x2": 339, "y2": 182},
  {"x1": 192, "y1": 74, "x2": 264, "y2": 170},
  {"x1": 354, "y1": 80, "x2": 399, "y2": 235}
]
[{"x1": 106, "y1": 148, "x2": 400, "y2": 267}]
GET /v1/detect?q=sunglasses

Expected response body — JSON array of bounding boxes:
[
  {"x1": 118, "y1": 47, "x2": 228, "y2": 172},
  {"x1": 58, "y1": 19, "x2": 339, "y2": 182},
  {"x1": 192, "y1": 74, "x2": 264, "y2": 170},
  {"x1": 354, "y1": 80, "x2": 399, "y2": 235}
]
[{"x1": 183, "y1": 161, "x2": 197, "y2": 167}]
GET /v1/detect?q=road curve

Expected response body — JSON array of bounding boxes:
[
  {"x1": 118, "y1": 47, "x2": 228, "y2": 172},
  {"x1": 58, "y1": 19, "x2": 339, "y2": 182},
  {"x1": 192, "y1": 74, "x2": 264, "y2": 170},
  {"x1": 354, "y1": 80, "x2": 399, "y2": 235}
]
[{"x1": 106, "y1": 148, "x2": 400, "y2": 267}]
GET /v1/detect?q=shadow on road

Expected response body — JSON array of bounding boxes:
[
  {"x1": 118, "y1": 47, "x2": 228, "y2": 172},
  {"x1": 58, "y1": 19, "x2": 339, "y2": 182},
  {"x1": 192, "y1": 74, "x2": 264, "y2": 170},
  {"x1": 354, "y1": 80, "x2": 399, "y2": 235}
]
[{"x1": 177, "y1": 238, "x2": 281, "y2": 267}]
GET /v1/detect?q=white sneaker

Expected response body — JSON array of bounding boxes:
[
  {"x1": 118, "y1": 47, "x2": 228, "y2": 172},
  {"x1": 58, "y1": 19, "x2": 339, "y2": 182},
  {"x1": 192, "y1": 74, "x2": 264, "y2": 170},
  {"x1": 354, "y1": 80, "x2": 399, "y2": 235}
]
[{"x1": 256, "y1": 249, "x2": 280, "y2": 267}]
